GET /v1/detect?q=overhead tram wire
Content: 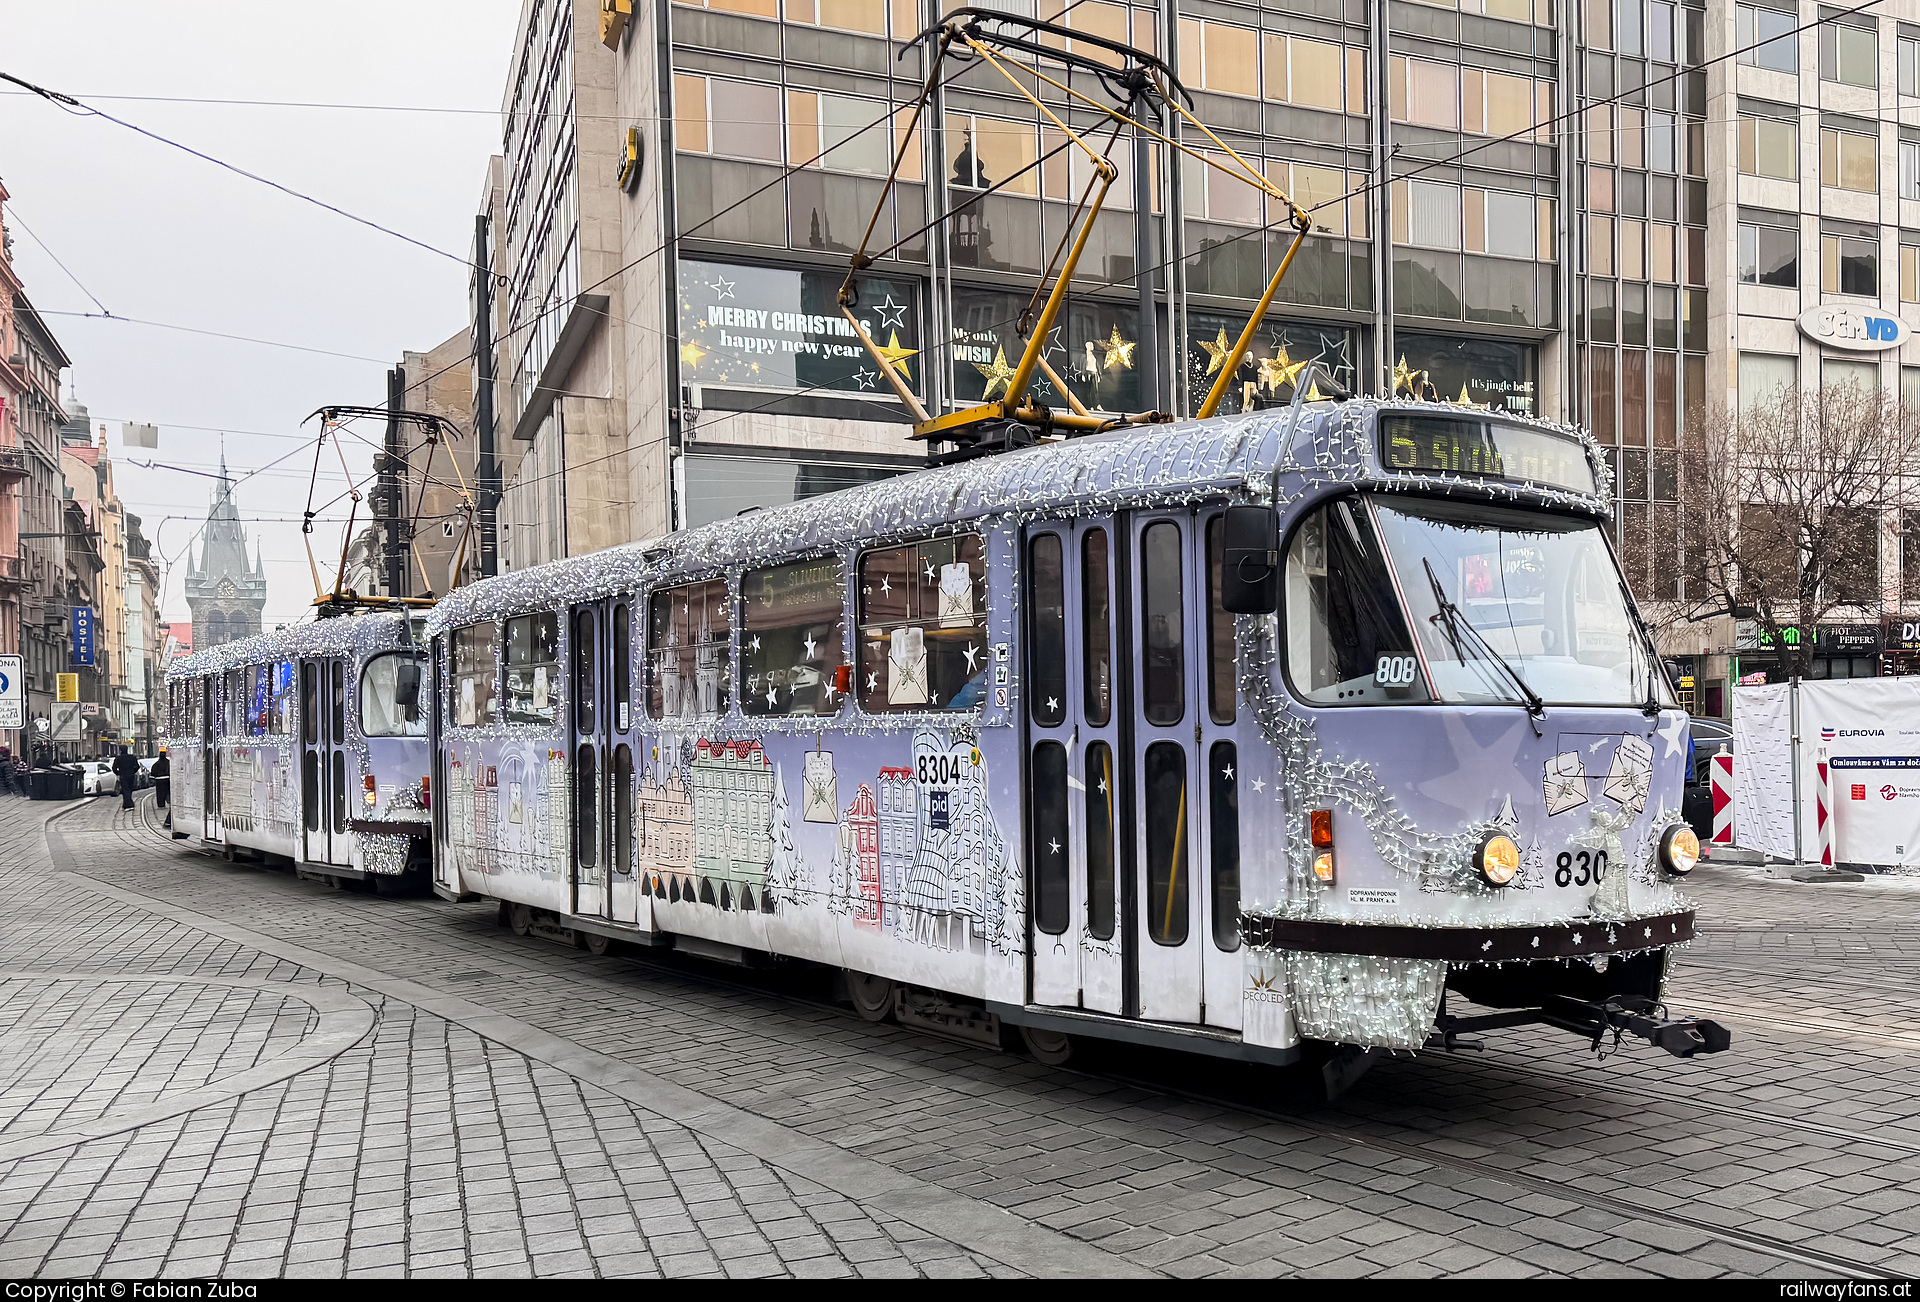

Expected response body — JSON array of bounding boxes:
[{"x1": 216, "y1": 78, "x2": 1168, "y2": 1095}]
[
  {"x1": 36, "y1": 311, "x2": 394, "y2": 365},
  {"x1": 0, "y1": 69, "x2": 488, "y2": 278},
  {"x1": 4, "y1": 205, "x2": 113, "y2": 315}
]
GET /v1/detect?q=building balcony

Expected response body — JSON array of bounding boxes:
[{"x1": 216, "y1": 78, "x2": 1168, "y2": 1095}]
[
  {"x1": 0, "y1": 445, "x2": 26, "y2": 479},
  {"x1": 0, "y1": 554, "x2": 24, "y2": 588}
]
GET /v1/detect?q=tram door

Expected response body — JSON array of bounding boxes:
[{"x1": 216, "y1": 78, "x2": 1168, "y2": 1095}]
[
  {"x1": 1127, "y1": 511, "x2": 1229, "y2": 1026},
  {"x1": 1026, "y1": 520, "x2": 1125, "y2": 1015},
  {"x1": 568, "y1": 600, "x2": 636, "y2": 921},
  {"x1": 201, "y1": 677, "x2": 219, "y2": 840},
  {"x1": 300, "y1": 659, "x2": 351, "y2": 866}
]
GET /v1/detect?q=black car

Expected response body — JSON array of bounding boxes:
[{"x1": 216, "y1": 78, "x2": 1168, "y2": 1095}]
[{"x1": 1682, "y1": 716, "x2": 1733, "y2": 840}]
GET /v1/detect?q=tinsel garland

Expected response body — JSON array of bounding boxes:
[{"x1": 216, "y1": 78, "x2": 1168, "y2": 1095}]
[{"x1": 1284, "y1": 951, "x2": 1449, "y2": 1050}]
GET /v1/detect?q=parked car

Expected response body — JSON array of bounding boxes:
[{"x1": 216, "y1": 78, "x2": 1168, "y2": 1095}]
[
  {"x1": 62, "y1": 760, "x2": 119, "y2": 796},
  {"x1": 1682, "y1": 716, "x2": 1734, "y2": 841},
  {"x1": 135, "y1": 756, "x2": 158, "y2": 789}
]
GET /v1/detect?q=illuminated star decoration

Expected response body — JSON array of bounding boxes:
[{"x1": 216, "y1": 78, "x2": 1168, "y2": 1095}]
[
  {"x1": 1196, "y1": 328, "x2": 1245, "y2": 378},
  {"x1": 874, "y1": 330, "x2": 917, "y2": 380},
  {"x1": 1257, "y1": 346, "x2": 1309, "y2": 393},
  {"x1": 1100, "y1": 326, "x2": 1136, "y2": 371},
  {"x1": 852, "y1": 368, "x2": 878, "y2": 391},
  {"x1": 1391, "y1": 354, "x2": 1420, "y2": 396},
  {"x1": 680, "y1": 340, "x2": 708, "y2": 367},
  {"x1": 713, "y1": 276, "x2": 736, "y2": 301},
  {"x1": 874, "y1": 295, "x2": 908, "y2": 330},
  {"x1": 974, "y1": 346, "x2": 1018, "y2": 400}
]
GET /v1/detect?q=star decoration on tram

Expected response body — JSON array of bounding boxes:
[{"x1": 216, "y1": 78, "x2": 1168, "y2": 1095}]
[
  {"x1": 1655, "y1": 711, "x2": 1688, "y2": 757},
  {"x1": 1197, "y1": 328, "x2": 1244, "y2": 378},
  {"x1": 1099, "y1": 326, "x2": 1136, "y2": 371},
  {"x1": 974, "y1": 346, "x2": 1018, "y2": 401},
  {"x1": 963, "y1": 644, "x2": 979, "y2": 671},
  {"x1": 803, "y1": 634, "x2": 817, "y2": 658},
  {"x1": 879, "y1": 576, "x2": 891, "y2": 595},
  {"x1": 867, "y1": 672, "x2": 878, "y2": 690},
  {"x1": 874, "y1": 295, "x2": 908, "y2": 330},
  {"x1": 1047, "y1": 838, "x2": 1062, "y2": 855},
  {"x1": 874, "y1": 330, "x2": 917, "y2": 379},
  {"x1": 1222, "y1": 762, "x2": 1235, "y2": 781},
  {"x1": 1095, "y1": 776, "x2": 1107, "y2": 795},
  {"x1": 751, "y1": 635, "x2": 762, "y2": 652},
  {"x1": 1250, "y1": 776, "x2": 1266, "y2": 793},
  {"x1": 766, "y1": 685, "x2": 779, "y2": 707},
  {"x1": 924, "y1": 562, "x2": 937, "y2": 581},
  {"x1": 1045, "y1": 697, "x2": 1059, "y2": 712}
]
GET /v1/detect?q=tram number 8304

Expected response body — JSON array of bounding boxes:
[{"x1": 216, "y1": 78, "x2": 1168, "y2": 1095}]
[
  {"x1": 1554, "y1": 849, "x2": 1608, "y2": 887},
  {"x1": 1374, "y1": 655, "x2": 1419, "y2": 686}
]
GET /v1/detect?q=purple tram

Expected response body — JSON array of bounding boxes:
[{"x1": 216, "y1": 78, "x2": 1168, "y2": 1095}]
[
  {"x1": 424, "y1": 400, "x2": 1726, "y2": 1072},
  {"x1": 164, "y1": 611, "x2": 433, "y2": 887}
]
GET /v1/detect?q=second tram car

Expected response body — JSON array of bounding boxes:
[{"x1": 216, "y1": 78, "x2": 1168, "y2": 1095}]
[
  {"x1": 166, "y1": 611, "x2": 432, "y2": 887},
  {"x1": 423, "y1": 399, "x2": 1727, "y2": 1070}
]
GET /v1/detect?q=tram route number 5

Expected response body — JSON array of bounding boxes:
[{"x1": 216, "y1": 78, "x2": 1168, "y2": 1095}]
[
  {"x1": 1374, "y1": 655, "x2": 1418, "y2": 686},
  {"x1": 1555, "y1": 849, "x2": 1608, "y2": 886}
]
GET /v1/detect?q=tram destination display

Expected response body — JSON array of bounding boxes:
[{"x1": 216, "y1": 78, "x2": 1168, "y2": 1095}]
[{"x1": 1380, "y1": 414, "x2": 1596, "y2": 495}]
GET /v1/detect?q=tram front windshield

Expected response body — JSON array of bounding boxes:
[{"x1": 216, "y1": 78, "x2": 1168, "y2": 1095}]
[
  {"x1": 1374, "y1": 498, "x2": 1670, "y2": 707},
  {"x1": 1284, "y1": 495, "x2": 1670, "y2": 708}
]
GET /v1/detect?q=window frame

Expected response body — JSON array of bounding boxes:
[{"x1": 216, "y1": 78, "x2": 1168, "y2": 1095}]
[
  {"x1": 738, "y1": 552, "x2": 849, "y2": 720},
  {"x1": 450, "y1": 620, "x2": 501, "y2": 729},
  {"x1": 359, "y1": 651, "x2": 429, "y2": 739},
  {"x1": 853, "y1": 532, "x2": 989, "y2": 716},
  {"x1": 646, "y1": 575, "x2": 734, "y2": 722}
]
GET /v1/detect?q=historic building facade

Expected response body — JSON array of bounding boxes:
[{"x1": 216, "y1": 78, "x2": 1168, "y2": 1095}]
[{"x1": 183, "y1": 457, "x2": 268, "y2": 652}]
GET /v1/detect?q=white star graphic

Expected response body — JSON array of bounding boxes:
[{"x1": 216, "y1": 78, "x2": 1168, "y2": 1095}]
[
  {"x1": 924, "y1": 563, "x2": 937, "y2": 581},
  {"x1": 963, "y1": 643, "x2": 979, "y2": 671},
  {"x1": 804, "y1": 634, "x2": 816, "y2": 658},
  {"x1": 714, "y1": 276, "x2": 736, "y2": 301},
  {"x1": 765, "y1": 685, "x2": 779, "y2": 707},
  {"x1": 1096, "y1": 777, "x2": 1107, "y2": 795},
  {"x1": 1251, "y1": 777, "x2": 1266, "y2": 793},
  {"x1": 1572, "y1": 933, "x2": 1583, "y2": 944},
  {"x1": 866, "y1": 672, "x2": 878, "y2": 690},
  {"x1": 852, "y1": 368, "x2": 878, "y2": 391},
  {"x1": 751, "y1": 635, "x2": 761, "y2": 652},
  {"x1": 1222, "y1": 763, "x2": 1234, "y2": 781},
  {"x1": 1047, "y1": 838, "x2": 1061, "y2": 855},
  {"x1": 1045, "y1": 697, "x2": 1059, "y2": 711},
  {"x1": 1655, "y1": 710, "x2": 1688, "y2": 758},
  {"x1": 880, "y1": 576, "x2": 891, "y2": 595},
  {"x1": 874, "y1": 295, "x2": 908, "y2": 330}
]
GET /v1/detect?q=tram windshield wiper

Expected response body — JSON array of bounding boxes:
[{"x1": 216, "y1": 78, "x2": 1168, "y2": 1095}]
[{"x1": 1421, "y1": 557, "x2": 1546, "y2": 724}]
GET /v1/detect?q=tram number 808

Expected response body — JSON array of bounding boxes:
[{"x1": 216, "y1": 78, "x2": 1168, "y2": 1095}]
[
  {"x1": 1374, "y1": 655, "x2": 1419, "y2": 686},
  {"x1": 1554, "y1": 849, "x2": 1608, "y2": 887}
]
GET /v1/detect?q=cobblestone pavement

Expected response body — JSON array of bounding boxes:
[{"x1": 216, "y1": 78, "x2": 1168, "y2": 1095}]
[{"x1": 2, "y1": 795, "x2": 1917, "y2": 1279}]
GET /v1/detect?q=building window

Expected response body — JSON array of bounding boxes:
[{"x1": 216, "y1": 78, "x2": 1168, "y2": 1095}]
[
  {"x1": 785, "y1": 0, "x2": 886, "y2": 36},
  {"x1": 788, "y1": 91, "x2": 917, "y2": 179},
  {"x1": 945, "y1": 113, "x2": 1038, "y2": 195},
  {"x1": 675, "y1": 0, "x2": 780, "y2": 17},
  {"x1": 1903, "y1": 141, "x2": 1920, "y2": 199},
  {"x1": 1820, "y1": 18, "x2": 1879, "y2": 89},
  {"x1": 1739, "y1": 351, "x2": 1797, "y2": 412},
  {"x1": 673, "y1": 73, "x2": 781, "y2": 163},
  {"x1": 1738, "y1": 220, "x2": 1798, "y2": 287},
  {"x1": 1737, "y1": 3, "x2": 1800, "y2": 73},
  {"x1": 1461, "y1": 188, "x2": 1543, "y2": 260},
  {"x1": 1179, "y1": 17, "x2": 1259, "y2": 97},
  {"x1": 1391, "y1": 179, "x2": 1463, "y2": 250},
  {"x1": 1389, "y1": 56, "x2": 1461, "y2": 131},
  {"x1": 1903, "y1": 244, "x2": 1920, "y2": 302},
  {"x1": 1821, "y1": 128, "x2": 1878, "y2": 193},
  {"x1": 1738, "y1": 114, "x2": 1798, "y2": 180},
  {"x1": 1822, "y1": 232, "x2": 1879, "y2": 296},
  {"x1": 1256, "y1": 32, "x2": 1361, "y2": 112},
  {"x1": 1903, "y1": 36, "x2": 1920, "y2": 96},
  {"x1": 1824, "y1": 357, "x2": 1881, "y2": 392}
]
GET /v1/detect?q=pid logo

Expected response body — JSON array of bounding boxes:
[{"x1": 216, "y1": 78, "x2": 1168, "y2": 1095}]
[{"x1": 1884, "y1": 785, "x2": 1900, "y2": 801}]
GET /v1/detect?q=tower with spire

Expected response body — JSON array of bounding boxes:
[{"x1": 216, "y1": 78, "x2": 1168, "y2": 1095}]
[{"x1": 183, "y1": 453, "x2": 267, "y2": 649}]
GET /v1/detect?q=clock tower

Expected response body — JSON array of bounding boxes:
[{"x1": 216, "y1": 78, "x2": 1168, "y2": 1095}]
[{"x1": 183, "y1": 455, "x2": 268, "y2": 649}]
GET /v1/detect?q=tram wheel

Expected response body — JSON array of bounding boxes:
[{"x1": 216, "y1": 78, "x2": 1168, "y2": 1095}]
[
  {"x1": 847, "y1": 971, "x2": 895, "y2": 1022},
  {"x1": 1019, "y1": 1025, "x2": 1074, "y2": 1066},
  {"x1": 581, "y1": 931, "x2": 612, "y2": 956},
  {"x1": 508, "y1": 903, "x2": 533, "y2": 937}
]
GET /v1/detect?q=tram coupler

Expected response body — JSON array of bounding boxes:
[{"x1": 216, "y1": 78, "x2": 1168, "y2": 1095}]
[{"x1": 1538, "y1": 994, "x2": 1732, "y2": 1059}]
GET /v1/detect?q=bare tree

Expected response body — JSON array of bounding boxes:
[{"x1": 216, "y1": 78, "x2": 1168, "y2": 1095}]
[{"x1": 1676, "y1": 381, "x2": 1917, "y2": 679}]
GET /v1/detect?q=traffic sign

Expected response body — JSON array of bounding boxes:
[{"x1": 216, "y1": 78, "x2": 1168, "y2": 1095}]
[
  {"x1": 56, "y1": 673, "x2": 79, "y2": 703},
  {"x1": 0, "y1": 654, "x2": 21, "y2": 730},
  {"x1": 51, "y1": 700, "x2": 82, "y2": 742}
]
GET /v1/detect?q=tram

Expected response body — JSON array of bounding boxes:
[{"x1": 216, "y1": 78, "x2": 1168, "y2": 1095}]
[
  {"x1": 165, "y1": 610, "x2": 433, "y2": 888},
  {"x1": 423, "y1": 396, "x2": 1729, "y2": 1072}
]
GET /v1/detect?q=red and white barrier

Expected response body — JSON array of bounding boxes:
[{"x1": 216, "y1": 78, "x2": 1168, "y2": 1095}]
[
  {"x1": 1814, "y1": 745, "x2": 1834, "y2": 868},
  {"x1": 1710, "y1": 747, "x2": 1734, "y2": 844}
]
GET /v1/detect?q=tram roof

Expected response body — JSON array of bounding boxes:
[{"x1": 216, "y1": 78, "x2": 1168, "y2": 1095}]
[
  {"x1": 426, "y1": 400, "x2": 1601, "y2": 635},
  {"x1": 168, "y1": 609, "x2": 416, "y2": 680}
]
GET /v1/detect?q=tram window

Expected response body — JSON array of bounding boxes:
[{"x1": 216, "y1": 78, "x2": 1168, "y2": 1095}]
[
  {"x1": 856, "y1": 534, "x2": 987, "y2": 713},
  {"x1": 301, "y1": 663, "x2": 318, "y2": 745},
  {"x1": 1086, "y1": 740, "x2": 1116, "y2": 941},
  {"x1": 504, "y1": 612, "x2": 561, "y2": 725},
  {"x1": 452, "y1": 622, "x2": 500, "y2": 727},
  {"x1": 1083, "y1": 530, "x2": 1112, "y2": 727},
  {"x1": 225, "y1": 671, "x2": 244, "y2": 737},
  {"x1": 361, "y1": 654, "x2": 427, "y2": 738},
  {"x1": 330, "y1": 662, "x2": 344, "y2": 740},
  {"x1": 250, "y1": 665, "x2": 271, "y2": 737},
  {"x1": 1031, "y1": 740, "x2": 1070, "y2": 934},
  {"x1": 1027, "y1": 533, "x2": 1067, "y2": 729},
  {"x1": 268, "y1": 662, "x2": 293, "y2": 736},
  {"x1": 1141, "y1": 522, "x2": 1185, "y2": 726},
  {"x1": 614, "y1": 744, "x2": 634, "y2": 876},
  {"x1": 613, "y1": 604, "x2": 631, "y2": 732},
  {"x1": 1205, "y1": 516, "x2": 1237, "y2": 725},
  {"x1": 648, "y1": 579, "x2": 730, "y2": 720},
  {"x1": 573, "y1": 609, "x2": 596, "y2": 733},
  {"x1": 1144, "y1": 741, "x2": 1189, "y2": 946},
  {"x1": 1284, "y1": 499, "x2": 1431, "y2": 706},
  {"x1": 740, "y1": 557, "x2": 846, "y2": 718},
  {"x1": 576, "y1": 743, "x2": 597, "y2": 870},
  {"x1": 1209, "y1": 741, "x2": 1241, "y2": 951},
  {"x1": 303, "y1": 751, "x2": 320, "y2": 832},
  {"x1": 332, "y1": 752, "x2": 347, "y2": 834}
]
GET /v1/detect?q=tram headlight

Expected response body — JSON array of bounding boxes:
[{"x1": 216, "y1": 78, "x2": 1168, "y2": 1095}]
[
  {"x1": 1475, "y1": 833, "x2": 1522, "y2": 887},
  {"x1": 1659, "y1": 823, "x2": 1701, "y2": 875}
]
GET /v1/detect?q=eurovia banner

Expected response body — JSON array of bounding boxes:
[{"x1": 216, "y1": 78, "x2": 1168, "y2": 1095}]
[{"x1": 1804, "y1": 678, "x2": 1920, "y2": 867}]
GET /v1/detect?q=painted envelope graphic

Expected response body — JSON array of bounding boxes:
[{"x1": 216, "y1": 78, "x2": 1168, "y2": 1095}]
[
  {"x1": 1544, "y1": 751, "x2": 1590, "y2": 816},
  {"x1": 1602, "y1": 734, "x2": 1653, "y2": 816}
]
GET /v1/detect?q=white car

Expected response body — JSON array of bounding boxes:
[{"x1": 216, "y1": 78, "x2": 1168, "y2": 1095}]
[{"x1": 64, "y1": 760, "x2": 119, "y2": 796}]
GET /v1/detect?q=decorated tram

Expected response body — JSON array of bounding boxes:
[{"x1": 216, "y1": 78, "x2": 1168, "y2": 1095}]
[
  {"x1": 417, "y1": 399, "x2": 1728, "y2": 1074},
  {"x1": 164, "y1": 611, "x2": 433, "y2": 888}
]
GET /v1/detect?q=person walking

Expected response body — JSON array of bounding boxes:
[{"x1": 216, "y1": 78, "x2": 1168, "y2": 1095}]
[
  {"x1": 152, "y1": 748, "x2": 171, "y2": 828},
  {"x1": 111, "y1": 746, "x2": 141, "y2": 810},
  {"x1": 0, "y1": 746, "x2": 15, "y2": 798}
]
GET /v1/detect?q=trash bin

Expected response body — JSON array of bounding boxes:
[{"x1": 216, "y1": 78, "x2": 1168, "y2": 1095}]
[{"x1": 28, "y1": 768, "x2": 79, "y2": 801}]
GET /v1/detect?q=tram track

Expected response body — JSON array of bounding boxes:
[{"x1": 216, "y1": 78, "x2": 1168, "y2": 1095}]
[{"x1": 124, "y1": 826, "x2": 1910, "y2": 1278}]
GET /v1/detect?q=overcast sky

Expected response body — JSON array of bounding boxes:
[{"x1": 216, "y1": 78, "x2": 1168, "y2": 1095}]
[{"x1": 2, "y1": 0, "x2": 522, "y2": 630}]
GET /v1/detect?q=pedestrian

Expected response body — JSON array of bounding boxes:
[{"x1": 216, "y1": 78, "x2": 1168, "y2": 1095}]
[
  {"x1": 152, "y1": 748, "x2": 171, "y2": 821},
  {"x1": 111, "y1": 746, "x2": 141, "y2": 810},
  {"x1": 0, "y1": 746, "x2": 14, "y2": 798}
]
